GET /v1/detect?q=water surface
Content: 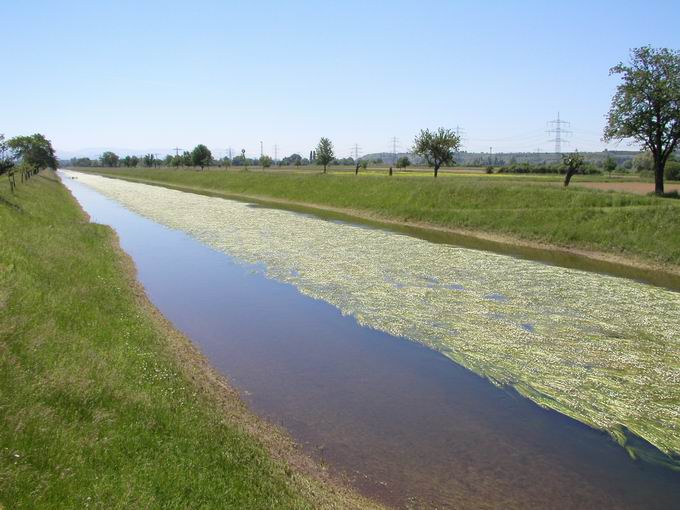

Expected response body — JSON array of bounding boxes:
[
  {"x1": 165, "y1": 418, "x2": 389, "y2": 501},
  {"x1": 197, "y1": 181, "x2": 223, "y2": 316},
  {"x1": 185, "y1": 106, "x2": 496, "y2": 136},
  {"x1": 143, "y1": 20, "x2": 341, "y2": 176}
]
[{"x1": 61, "y1": 172, "x2": 680, "y2": 509}]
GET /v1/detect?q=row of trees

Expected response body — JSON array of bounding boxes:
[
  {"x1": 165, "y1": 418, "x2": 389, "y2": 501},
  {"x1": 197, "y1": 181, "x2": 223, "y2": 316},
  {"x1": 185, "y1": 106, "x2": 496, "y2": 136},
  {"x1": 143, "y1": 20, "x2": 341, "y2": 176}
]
[
  {"x1": 1, "y1": 134, "x2": 57, "y2": 192},
  {"x1": 63, "y1": 47, "x2": 679, "y2": 192}
]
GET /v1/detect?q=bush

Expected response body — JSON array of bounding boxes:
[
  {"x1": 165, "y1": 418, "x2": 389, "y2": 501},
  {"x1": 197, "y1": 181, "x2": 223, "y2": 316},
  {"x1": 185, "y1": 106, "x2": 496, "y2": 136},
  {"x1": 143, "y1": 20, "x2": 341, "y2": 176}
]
[
  {"x1": 664, "y1": 160, "x2": 680, "y2": 181},
  {"x1": 496, "y1": 163, "x2": 601, "y2": 175}
]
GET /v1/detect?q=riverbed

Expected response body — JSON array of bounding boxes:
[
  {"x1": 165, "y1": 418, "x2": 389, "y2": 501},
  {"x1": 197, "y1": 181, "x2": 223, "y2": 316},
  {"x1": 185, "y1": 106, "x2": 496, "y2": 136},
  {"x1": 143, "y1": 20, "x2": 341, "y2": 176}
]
[{"x1": 61, "y1": 170, "x2": 680, "y2": 509}]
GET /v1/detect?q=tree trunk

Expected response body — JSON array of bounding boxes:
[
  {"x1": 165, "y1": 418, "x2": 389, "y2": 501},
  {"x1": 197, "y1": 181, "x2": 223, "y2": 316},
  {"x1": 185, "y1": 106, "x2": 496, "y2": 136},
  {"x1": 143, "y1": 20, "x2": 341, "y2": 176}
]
[
  {"x1": 564, "y1": 168, "x2": 576, "y2": 187},
  {"x1": 654, "y1": 158, "x2": 665, "y2": 194},
  {"x1": 434, "y1": 164, "x2": 440, "y2": 178},
  {"x1": 355, "y1": 165, "x2": 359, "y2": 175},
  {"x1": 323, "y1": 164, "x2": 327, "y2": 174}
]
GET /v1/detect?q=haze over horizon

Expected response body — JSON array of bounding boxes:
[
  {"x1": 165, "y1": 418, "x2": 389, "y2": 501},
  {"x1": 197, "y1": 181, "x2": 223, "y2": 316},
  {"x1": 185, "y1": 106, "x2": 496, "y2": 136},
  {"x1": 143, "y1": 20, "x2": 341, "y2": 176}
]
[{"x1": 4, "y1": 0, "x2": 680, "y2": 159}]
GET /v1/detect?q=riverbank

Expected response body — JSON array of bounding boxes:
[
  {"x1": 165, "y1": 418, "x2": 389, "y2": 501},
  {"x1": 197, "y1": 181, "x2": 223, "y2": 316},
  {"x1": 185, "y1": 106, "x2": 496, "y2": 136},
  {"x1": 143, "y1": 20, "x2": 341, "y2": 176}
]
[
  {"x1": 80, "y1": 168, "x2": 680, "y2": 274},
  {"x1": 0, "y1": 171, "x2": 379, "y2": 509}
]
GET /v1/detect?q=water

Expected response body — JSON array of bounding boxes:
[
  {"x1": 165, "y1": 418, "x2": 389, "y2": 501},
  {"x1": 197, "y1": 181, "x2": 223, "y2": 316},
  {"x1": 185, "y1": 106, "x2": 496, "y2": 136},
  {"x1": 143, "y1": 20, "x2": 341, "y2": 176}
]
[{"x1": 61, "y1": 172, "x2": 680, "y2": 509}]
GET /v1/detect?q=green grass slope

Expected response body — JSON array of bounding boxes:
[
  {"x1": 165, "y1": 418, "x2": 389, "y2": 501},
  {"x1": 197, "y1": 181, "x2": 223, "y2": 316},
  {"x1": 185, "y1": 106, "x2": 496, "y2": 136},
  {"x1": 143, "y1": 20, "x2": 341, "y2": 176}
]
[{"x1": 0, "y1": 172, "x2": 373, "y2": 509}]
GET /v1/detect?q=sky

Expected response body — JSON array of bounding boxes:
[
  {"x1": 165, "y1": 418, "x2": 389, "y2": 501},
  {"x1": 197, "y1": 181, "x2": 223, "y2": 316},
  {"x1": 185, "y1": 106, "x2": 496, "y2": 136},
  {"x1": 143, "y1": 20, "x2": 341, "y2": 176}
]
[{"x1": 3, "y1": 0, "x2": 680, "y2": 159}]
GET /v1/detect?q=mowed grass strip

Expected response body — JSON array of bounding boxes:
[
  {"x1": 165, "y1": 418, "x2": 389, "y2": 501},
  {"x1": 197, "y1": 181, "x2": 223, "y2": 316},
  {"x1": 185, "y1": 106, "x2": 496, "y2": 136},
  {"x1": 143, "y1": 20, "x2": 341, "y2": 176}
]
[
  {"x1": 0, "y1": 172, "x2": 375, "y2": 509},
  {"x1": 87, "y1": 168, "x2": 680, "y2": 266}
]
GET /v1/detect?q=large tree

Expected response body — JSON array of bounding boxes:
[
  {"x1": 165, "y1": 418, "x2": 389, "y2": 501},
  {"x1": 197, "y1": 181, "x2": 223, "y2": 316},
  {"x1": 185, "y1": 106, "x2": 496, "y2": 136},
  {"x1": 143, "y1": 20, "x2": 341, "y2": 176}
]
[
  {"x1": 604, "y1": 47, "x2": 680, "y2": 194},
  {"x1": 191, "y1": 144, "x2": 212, "y2": 170},
  {"x1": 100, "y1": 151, "x2": 119, "y2": 167},
  {"x1": 7, "y1": 134, "x2": 57, "y2": 174},
  {"x1": 412, "y1": 128, "x2": 461, "y2": 177},
  {"x1": 315, "y1": 138, "x2": 334, "y2": 173}
]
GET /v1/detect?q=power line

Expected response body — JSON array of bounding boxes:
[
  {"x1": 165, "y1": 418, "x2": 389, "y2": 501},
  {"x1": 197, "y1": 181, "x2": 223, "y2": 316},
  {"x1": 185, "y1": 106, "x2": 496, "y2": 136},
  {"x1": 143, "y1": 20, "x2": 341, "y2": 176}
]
[
  {"x1": 172, "y1": 147, "x2": 183, "y2": 156},
  {"x1": 547, "y1": 112, "x2": 571, "y2": 154}
]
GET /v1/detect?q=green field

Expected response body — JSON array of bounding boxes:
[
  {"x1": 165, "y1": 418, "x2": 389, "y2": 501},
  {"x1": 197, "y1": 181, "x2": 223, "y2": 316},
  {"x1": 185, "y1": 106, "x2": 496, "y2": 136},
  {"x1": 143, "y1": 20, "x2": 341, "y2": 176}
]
[
  {"x1": 82, "y1": 167, "x2": 680, "y2": 267},
  {"x1": 0, "y1": 172, "x2": 375, "y2": 509}
]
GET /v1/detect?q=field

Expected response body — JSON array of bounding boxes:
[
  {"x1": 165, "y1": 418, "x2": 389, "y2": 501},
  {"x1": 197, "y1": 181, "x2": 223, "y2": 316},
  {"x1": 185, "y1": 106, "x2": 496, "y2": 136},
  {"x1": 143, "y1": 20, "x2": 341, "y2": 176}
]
[
  {"x1": 0, "y1": 172, "x2": 376, "y2": 509},
  {"x1": 80, "y1": 166, "x2": 680, "y2": 268}
]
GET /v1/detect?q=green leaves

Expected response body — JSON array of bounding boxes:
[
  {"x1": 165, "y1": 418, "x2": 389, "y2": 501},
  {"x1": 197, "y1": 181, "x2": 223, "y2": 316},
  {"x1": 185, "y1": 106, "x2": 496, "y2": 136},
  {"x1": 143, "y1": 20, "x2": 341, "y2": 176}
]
[
  {"x1": 604, "y1": 47, "x2": 680, "y2": 193},
  {"x1": 191, "y1": 144, "x2": 212, "y2": 170},
  {"x1": 7, "y1": 133, "x2": 57, "y2": 172},
  {"x1": 412, "y1": 128, "x2": 461, "y2": 177},
  {"x1": 315, "y1": 137, "x2": 334, "y2": 172}
]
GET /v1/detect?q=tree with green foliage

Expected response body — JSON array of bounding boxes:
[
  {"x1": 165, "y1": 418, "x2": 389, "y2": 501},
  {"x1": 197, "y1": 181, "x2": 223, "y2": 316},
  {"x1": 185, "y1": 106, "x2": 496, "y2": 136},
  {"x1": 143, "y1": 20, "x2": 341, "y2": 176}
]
[
  {"x1": 562, "y1": 151, "x2": 585, "y2": 187},
  {"x1": 260, "y1": 155, "x2": 272, "y2": 169},
  {"x1": 191, "y1": 145, "x2": 212, "y2": 170},
  {"x1": 396, "y1": 156, "x2": 411, "y2": 170},
  {"x1": 315, "y1": 137, "x2": 334, "y2": 173},
  {"x1": 7, "y1": 134, "x2": 57, "y2": 184},
  {"x1": 412, "y1": 128, "x2": 461, "y2": 177},
  {"x1": 100, "y1": 151, "x2": 119, "y2": 167},
  {"x1": 0, "y1": 135, "x2": 16, "y2": 191},
  {"x1": 142, "y1": 154, "x2": 155, "y2": 168},
  {"x1": 603, "y1": 155, "x2": 617, "y2": 176},
  {"x1": 604, "y1": 47, "x2": 680, "y2": 194}
]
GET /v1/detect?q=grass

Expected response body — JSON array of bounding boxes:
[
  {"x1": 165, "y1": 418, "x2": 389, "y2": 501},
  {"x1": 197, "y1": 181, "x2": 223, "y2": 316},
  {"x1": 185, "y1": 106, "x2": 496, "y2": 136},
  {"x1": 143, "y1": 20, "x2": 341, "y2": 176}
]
[
  {"x1": 0, "y1": 172, "x2": 375, "y2": 509},
  {"x1": 84, "y1": 167, "x2": 680, "y2": 267}
]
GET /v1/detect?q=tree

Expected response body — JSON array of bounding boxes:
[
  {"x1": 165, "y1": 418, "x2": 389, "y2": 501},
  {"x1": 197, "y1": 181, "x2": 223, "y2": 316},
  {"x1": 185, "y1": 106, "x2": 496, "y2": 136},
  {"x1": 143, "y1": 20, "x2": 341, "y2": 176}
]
[
  {"x1": 0, "y1": 135, "x2": 16, "y2": 191},
  {"x1": 604, "y1": 47, "x2": 680, "y2": 194},
  {"x1": 396, "y1": 156, "x2": 411, "y2": 170},
  {"x1": 142, "y1": 154, "x2": 155, "y2": 168},
  {"x1": 562, "y1": 151, "x2": 585, "y2": 187},
  {"x1": 603, "y1": 155, "x2": 617, "y2": 176},
  {"x1": 315, "y1": 137, "x2": 334, "y2": 173},
  {"x1": 100, "y1": 151, "x2": 119, "y2": 167},
  {"x1": 260, "y1": 155, "x2": 272, "y2": 169},
  {"x1": 191, "y1": 144, "x2": 212, "y2": 170},
  {"x1": 412, "y1": 128, "x2": 461, "y2": 177},
  {"x1": 7, "y1": 134, "x2": 57, "y2": 181}
]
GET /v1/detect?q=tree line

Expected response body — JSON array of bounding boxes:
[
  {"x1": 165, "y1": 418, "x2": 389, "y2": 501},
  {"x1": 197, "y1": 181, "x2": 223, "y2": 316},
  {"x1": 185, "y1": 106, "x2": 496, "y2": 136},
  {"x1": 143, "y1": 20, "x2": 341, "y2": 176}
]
[
  {"x1": 1, "y1": 134, "x2": 57, "y2": 192},
  {"x1": 63, "y1": 47, "x2": 680, "y2": 193}
]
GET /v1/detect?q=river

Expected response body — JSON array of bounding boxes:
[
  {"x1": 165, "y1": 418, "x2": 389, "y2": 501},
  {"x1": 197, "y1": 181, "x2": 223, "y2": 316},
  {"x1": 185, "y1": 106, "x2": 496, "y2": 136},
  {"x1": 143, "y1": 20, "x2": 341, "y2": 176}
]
[{"x1": 60, "y1": 171, "x2": 680, "y2": 509}]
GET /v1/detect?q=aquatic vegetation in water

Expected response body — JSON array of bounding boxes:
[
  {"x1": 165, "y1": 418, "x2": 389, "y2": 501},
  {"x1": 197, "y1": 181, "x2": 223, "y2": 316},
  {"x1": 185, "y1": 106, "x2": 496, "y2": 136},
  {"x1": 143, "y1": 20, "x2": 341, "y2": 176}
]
[{"x1": 66, "y1": 171, "x2": 680, "y2": 467}]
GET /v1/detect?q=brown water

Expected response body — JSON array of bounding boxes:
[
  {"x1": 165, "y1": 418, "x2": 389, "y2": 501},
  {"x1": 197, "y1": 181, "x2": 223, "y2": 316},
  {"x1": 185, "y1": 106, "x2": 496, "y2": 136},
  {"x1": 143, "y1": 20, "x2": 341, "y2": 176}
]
[{"x1": 62, "y1": 175, "x2": 680, "y2": 509}]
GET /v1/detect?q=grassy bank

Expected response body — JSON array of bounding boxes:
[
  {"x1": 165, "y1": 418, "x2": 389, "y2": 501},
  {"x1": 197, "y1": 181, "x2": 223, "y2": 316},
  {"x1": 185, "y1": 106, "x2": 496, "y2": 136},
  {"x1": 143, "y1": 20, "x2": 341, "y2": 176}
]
[
  {"x1": 85, "y1": 167, "x2": 680, "y2": 267},
  {"x1": 0, "y1": 172, "x2": 376, "y2": 509}
]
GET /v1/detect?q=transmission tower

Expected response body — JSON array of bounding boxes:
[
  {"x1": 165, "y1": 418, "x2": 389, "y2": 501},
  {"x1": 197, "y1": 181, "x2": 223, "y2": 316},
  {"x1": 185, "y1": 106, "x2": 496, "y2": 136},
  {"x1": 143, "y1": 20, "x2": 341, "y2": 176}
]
[
  {"x1": 172, "y1": 147, "x2": 183, "y2": 156},
  {"x1": 390, "y1": 136, "x2": 399, "y2": 165},
  {"x1": 547, "y1": 112, "x2": 571, "y2": 154},
  {"x1": 351, "y1": 143, "x2": 361, "y2": 161},
  {"x1": 273, "y1": 144, "x2": 278, "y2": 163}
]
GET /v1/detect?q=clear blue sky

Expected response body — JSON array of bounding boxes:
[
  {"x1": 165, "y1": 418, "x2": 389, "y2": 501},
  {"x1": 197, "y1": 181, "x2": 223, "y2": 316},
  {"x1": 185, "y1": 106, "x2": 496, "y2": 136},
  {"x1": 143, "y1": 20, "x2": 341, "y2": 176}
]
[{"x1": 3, "y1": 0, "x2": 680, "y2": 158}]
